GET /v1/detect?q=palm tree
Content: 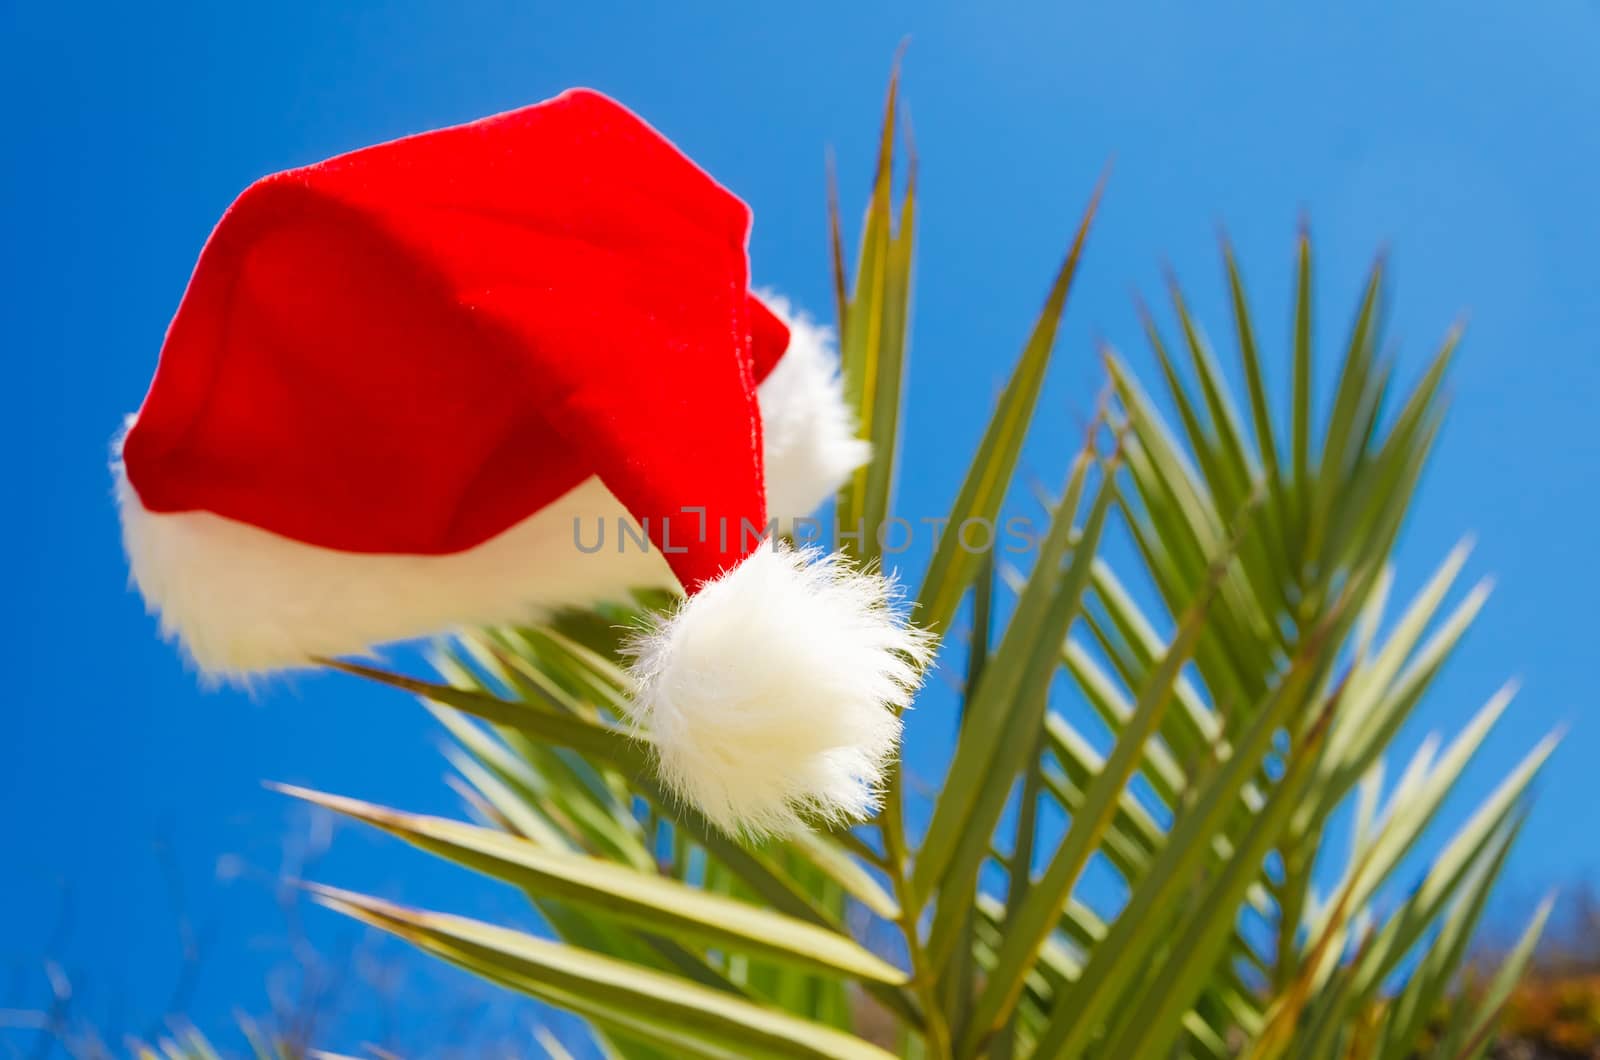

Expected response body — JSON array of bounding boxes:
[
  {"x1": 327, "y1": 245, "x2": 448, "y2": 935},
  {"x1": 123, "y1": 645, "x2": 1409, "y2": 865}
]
[{"x1": 288, "y1": 71, "x2": 1555, "y2": 1060}]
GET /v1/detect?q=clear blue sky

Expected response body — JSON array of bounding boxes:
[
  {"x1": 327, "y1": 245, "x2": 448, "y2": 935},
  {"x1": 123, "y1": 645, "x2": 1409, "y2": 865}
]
[{"x1": 4, "y1": 0, "x2": 1597, "y2": 1052}]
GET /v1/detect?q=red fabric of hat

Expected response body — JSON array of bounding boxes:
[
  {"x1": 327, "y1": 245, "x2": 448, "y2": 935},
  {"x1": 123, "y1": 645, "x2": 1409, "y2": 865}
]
[{"x1": 124, "y1": 88, "x2": 763, "y2": 592}]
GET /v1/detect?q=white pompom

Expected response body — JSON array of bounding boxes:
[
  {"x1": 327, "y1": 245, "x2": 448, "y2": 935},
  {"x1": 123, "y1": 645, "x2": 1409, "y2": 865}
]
[
  {"x1": 755, "y1": 294, "x2": 872, "y2": 524},
  {"x1": 624, "y1": 541, "x2": 934, "y2": 838}
]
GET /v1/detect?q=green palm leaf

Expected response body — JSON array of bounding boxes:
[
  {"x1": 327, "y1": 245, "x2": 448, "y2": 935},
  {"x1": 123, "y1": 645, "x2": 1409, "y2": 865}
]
[{"x1": 299, "y1": 68, "x2": 1558, "y2": 1060}]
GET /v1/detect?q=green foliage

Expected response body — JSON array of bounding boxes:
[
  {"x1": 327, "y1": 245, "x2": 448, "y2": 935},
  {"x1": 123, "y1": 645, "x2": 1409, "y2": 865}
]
[
  {"x1": 129, "y1": 1020, "x2": 295, "y2": 1060},
  {"x1": 295, "y1": 72, "x2": 1554, "y2": 1058}
]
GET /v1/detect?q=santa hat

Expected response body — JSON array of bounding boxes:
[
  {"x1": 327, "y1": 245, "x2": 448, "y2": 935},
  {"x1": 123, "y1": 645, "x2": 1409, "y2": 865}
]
[{"x1": 115, "y1": 88, "x2": 930, "y2": 836}]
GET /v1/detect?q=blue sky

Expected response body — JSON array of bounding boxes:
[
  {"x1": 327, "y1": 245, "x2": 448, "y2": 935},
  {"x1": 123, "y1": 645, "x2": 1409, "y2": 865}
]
[{"x1": 4, "y1": 0, "x2": 1598, "y2": 1052}]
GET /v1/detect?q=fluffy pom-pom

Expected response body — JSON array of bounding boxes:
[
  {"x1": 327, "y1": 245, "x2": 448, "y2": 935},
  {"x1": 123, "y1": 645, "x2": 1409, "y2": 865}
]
[
  {"x1": 755, "y1": 294, "x2": 872, "y2": 524},
  {"x1": 624, "y1": 541, "x2": 935, "y2": 838}
]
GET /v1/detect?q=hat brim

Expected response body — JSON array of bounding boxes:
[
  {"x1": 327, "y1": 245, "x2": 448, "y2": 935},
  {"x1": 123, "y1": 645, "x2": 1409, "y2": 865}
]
[{"x1": 117, "y1": 457, "x2": 675, "y2": 677}]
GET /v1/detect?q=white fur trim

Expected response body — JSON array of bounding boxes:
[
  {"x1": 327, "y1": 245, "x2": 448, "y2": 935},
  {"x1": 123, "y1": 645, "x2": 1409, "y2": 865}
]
[
  {"x1": 623, "y1": 541, "x2": 933, "y2": 837},
  {"x1": 116, "y1": 456, "x2": 674, "y2": 677},
  {"x1": 755, "y1": 294, "x2": 872, "y2": 524}
]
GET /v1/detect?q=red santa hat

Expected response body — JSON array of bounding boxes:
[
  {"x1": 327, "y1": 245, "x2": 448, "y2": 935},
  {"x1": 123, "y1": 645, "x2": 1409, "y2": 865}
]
[{"x1": 115, "y1": 88, "x2": 930, "y2": 836}]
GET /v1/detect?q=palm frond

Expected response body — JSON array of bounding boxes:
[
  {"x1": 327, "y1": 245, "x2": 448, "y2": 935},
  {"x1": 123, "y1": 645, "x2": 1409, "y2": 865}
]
[{"x1": 295, "y1": 71, "x2": 1555, "y2": 1060}]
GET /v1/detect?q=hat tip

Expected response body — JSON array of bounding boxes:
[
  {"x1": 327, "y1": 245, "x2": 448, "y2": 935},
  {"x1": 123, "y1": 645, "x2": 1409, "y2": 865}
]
[{"x1": 623, "y1": 540, "x2": 935, "y2": 838}]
